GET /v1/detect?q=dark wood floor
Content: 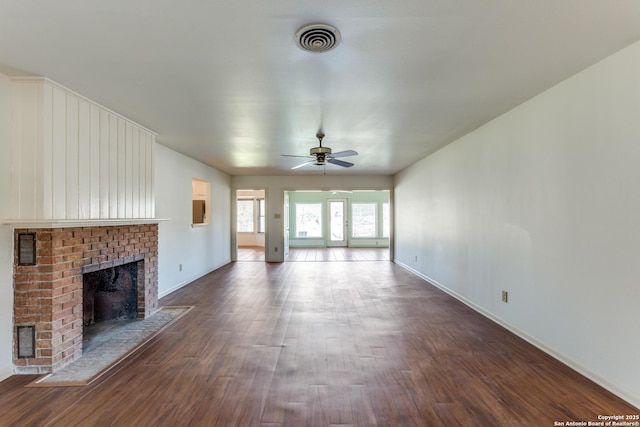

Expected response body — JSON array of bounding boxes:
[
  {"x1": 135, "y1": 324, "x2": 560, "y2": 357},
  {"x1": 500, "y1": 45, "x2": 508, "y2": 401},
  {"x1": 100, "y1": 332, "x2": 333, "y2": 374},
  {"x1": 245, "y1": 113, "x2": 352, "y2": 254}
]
[
  {"x1": 237, "y1": 247, "x2": 390, "y2": 262},
  {"x1": 0, "y1": 261, "x2": 637, "y2": 426}
]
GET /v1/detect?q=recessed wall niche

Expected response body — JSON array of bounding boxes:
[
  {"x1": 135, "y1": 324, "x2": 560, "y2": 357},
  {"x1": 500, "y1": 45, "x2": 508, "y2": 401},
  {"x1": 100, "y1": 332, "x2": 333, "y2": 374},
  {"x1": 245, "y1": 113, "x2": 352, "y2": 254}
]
[{"x1": 192, "y1": 178, "x2": 211, "y2": 225}]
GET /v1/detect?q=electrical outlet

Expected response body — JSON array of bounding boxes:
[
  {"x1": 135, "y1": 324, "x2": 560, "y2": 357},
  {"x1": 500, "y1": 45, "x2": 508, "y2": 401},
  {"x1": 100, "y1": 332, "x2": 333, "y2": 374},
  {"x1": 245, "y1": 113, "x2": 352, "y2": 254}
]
[
  {"x1": 179, "y1": 264, "x2": 182, "y2": 272},
  {"x1": 275, "y1": 247, "x2": 278, "y2": 252},
  {"x1": 501, "y1": 290, "x2": 508, "y2": 303},
  {"x1": 414, "y1": 255, "x2": 418, "y2": 262}
]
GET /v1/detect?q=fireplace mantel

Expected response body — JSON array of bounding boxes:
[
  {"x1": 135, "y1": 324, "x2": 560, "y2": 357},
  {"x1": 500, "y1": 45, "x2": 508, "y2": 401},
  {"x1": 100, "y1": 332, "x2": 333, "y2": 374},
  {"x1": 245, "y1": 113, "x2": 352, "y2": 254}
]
[{"x1": 3, "y1": 218, "x2": 169, "y2": 228}]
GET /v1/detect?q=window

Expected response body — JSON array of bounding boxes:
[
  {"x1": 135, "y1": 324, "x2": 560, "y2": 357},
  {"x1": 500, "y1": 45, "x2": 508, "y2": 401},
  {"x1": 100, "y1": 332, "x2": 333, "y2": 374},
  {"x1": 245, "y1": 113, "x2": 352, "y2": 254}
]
[
  {"x1": 382, "y1": 202, "x2": 390, "y2": 238},
  {"x1": 237, "y1": 198, "x2": 265, "y2": 233},
  {"x1": 295, "y1": 203, "x2": 322, "y2": 237},
  {"x1": 237, "y1": 200, "x2": 254, "y2": 232},
  {"x1": 352, "y1": 203, "x2": 376, "y2": 238},
  {"x1": 258, "y1": 199, "x2": 265, "y2": 233}
]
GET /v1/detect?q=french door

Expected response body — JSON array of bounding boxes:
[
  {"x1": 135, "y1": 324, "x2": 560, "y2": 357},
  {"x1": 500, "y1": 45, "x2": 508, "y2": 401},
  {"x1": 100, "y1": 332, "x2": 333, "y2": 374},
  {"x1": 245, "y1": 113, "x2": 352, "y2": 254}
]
[{"x1": 327, "y1": 199, "x2": 347, "y2": 247}]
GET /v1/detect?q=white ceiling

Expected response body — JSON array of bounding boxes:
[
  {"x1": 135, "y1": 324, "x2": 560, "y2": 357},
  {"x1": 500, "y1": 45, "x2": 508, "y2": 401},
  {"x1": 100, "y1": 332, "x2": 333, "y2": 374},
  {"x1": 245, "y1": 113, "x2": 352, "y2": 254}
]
[{"x1": 2, "y1": 1, "x2": 640, "y2": 176}]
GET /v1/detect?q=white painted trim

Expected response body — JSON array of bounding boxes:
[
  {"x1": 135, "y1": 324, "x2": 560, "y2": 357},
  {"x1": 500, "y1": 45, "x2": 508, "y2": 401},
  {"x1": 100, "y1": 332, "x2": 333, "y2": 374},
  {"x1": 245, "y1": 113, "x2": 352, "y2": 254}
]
[
  {"x1": 158, "y1": 260, "x2": 231, "y2": 299},
  {"x1": 394, "y1": 259, "x2": 640, "y2": 410},
  {"x1": 1, "y1": 218, "x2": 170, "y2": 228}
]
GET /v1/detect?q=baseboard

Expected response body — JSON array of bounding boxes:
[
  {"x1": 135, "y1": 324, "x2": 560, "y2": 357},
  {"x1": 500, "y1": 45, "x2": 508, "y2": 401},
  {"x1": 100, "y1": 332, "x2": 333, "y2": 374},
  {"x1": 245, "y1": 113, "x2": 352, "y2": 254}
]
[
  {"x1": 394, "y1": 259, "x2": 640, "y2": 410},
  {"x1": 158, "y1": 259, "x2": 231, "y2": 299}
]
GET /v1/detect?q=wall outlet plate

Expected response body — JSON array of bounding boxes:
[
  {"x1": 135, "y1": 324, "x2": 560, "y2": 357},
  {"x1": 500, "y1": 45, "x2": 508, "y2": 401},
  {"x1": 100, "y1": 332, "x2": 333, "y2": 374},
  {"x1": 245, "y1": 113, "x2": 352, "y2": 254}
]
[{"x1": 501, "y1": 290, "x2": 508, "y2": 303}]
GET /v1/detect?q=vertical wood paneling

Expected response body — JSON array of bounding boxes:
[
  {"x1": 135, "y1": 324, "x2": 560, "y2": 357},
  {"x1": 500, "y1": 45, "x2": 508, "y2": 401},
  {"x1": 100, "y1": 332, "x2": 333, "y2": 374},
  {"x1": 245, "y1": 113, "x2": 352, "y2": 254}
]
[
  {"x1": 34, "y1": 84, "x2": 45, "y2": 219},
  {"x1": 66, "y1": 95, "x2": 79, "y2": 219},
  {"x1": 117, "y1": 117, "x2": 126, "y2": 218},
  {"x1": 109, "y1": 114, "x2": 118, "y2": 218},
  {"x1": 139, "y1": 131, "x2": 147, "y2": 217},
  {"x1": 11, "y1": 78, "x2": 156, "y2": 221},
  {"x1": 99, "y1": 110, "x2": 110, "y2": 218},
  {"x1": 78, "y1": 99, "x2": 91, "y2": 219},
  {"x1": 147, "y1": 133, "x2": 154, "y2": 217},
  {"x1": 51, "y1": 87, "x2": 67, "y2": 219},
  {"x1": 41, "y1": 83, "x2": 53, "y2": 219},
  {"x1": 132, "y1": 127, "x2": 140, "y2": 218},
  {"x1": 125, "y1": 122, "x2": 133, "y2": 218},
  {"x1": 23, "y1": 85, "x2": 37, "y2": 219},
  {"x1": 11, "y1": 84, "x2": 23, "y2": 218},
  {"x1": 89, "y1": 104, "x2": 101, "y2": 219}
]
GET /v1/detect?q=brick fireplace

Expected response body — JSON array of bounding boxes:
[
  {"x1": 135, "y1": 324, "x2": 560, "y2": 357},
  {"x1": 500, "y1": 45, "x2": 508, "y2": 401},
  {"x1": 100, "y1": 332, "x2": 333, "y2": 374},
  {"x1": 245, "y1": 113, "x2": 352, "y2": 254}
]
[{"x1": 13, "y1": 224, "x2": 159, "y2": 374}]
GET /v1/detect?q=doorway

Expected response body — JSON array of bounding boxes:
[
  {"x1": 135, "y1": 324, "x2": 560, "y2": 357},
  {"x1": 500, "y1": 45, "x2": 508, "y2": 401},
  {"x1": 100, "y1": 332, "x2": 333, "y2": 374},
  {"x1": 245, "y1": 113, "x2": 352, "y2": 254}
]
[{"x1": 236, "y1": 189, "x2": 266, "y2": 262}]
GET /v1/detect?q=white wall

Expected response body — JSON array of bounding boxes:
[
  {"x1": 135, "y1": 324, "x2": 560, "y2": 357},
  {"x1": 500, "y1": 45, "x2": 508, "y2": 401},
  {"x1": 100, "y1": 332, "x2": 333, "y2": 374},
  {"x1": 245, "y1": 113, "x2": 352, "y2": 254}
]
[
  {"x1": 0, "y1": 72, "x2": 14, "y2": 380},
  {"x1": 155, "y1": 144, "x2": 231, "y2": 297},
  {"x1": 394, "y1": 40, "x2": 640, "y2": 407},
  {"x1": 231, "y1": 175, "x2": 393, "y2": 261}
]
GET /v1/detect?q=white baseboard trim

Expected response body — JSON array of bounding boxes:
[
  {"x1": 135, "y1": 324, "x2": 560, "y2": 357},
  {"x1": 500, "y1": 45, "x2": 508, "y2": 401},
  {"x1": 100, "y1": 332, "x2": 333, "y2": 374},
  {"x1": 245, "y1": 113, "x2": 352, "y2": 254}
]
[
  {"x1": 158, "y1": 259, "x2": 231, "y2": 299},
  {"x1": 394, "y1": 259, "x2": 640, "y2": 410}
]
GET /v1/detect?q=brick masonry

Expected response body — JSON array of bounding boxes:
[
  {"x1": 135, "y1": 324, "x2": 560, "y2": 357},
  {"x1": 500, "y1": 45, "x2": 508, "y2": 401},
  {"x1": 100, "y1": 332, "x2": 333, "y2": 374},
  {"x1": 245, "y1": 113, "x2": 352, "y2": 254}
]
[{"x1": 13, "y1": 224, "x2": 159, "y2": 374}]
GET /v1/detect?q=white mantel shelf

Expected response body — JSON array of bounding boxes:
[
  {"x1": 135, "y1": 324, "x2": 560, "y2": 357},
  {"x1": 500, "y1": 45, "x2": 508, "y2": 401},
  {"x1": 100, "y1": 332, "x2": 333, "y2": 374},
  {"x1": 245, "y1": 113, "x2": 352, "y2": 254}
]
[{"x1": 2, "y1": 218, "x2": 171, "y2": 228}]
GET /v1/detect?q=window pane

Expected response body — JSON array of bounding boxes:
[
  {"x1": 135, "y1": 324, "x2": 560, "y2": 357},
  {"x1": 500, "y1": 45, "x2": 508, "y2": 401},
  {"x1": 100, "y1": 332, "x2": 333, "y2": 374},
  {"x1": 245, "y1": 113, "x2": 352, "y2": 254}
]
[
  {"x1": 329, "y1": 201, "x2": 344, "y2": 241},
  {"x1": 237, "y1": 200, "x2": 254, "y2": 232},
  {"x1": 352, "y1": 203, "x2": 376, "y2": 238},
  {"x1": 296, "y1": 203, "x2": 322, "y2": 237},
  {"x1": 258, "y1": 199, "x2": 265, "y2": 233},
  {"x1": 382, "y1": 202, "x2": 390, "y2": 238}
]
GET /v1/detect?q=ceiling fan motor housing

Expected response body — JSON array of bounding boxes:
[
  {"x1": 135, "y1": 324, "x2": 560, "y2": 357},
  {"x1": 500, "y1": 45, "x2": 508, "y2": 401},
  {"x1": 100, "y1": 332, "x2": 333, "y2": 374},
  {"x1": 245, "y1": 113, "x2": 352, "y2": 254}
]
[{"x1": 310, "y1": 146, "x2": 332, "y2": 155}]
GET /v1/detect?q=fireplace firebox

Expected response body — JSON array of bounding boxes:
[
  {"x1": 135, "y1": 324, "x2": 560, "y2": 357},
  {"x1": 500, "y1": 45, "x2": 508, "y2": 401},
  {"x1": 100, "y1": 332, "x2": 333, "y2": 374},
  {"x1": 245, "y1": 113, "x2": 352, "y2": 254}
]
[{"x1": 83, "y1": 262, "x2": 139, "y2": 327}]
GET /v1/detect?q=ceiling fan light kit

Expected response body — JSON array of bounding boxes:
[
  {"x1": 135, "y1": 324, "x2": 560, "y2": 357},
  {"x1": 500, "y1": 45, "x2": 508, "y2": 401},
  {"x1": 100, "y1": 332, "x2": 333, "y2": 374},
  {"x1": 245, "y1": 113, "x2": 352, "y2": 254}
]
[{"x1": 282, "y1": 131, "x2": 358, "y2": 170}]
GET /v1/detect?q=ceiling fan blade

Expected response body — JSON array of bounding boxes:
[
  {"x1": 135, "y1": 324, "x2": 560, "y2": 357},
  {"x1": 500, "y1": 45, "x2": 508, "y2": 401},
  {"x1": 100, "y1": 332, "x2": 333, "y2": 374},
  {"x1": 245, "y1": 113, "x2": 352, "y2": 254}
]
[
  {"x1": 329, "y1": 150, "x2": 358, "y2": 158},
  {"x1": 282, "y1": 154, "x2": 313, "y2": 158},
  {"x1": 291, "y1": 161, "x2": 315, "y2": 170},
  {"x1": 327, "y1": 158, "x2": 354, "y2": 168}
]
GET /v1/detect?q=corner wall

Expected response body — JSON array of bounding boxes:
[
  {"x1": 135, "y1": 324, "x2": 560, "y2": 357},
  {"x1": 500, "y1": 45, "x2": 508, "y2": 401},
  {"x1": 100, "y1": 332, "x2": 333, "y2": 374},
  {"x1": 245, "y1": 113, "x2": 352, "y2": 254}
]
[
  {"x1": 154, "y1": 144, "x2": 231, "y2": 297},
  {"x1": 394, "y1": 41, "x2": 640, "y2": 407}
]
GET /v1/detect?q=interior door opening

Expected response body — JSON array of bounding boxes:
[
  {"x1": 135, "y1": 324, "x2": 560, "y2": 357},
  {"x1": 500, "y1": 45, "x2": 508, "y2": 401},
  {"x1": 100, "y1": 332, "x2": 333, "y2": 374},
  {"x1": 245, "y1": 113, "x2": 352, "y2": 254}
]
[{"x1": 236, "y1": 189, "x2": 266, "y2": 262}]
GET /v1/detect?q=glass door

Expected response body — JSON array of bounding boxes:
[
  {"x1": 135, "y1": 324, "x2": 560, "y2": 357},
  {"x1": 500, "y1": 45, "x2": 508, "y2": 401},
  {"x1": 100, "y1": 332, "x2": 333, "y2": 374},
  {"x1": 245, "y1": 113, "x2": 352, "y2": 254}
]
[
  {"x1": 284, "y1": 191, "x2": 290, "y2": 256},
  {"x1": 327, "y1": 199, "x2": 347, "y2": 247}
]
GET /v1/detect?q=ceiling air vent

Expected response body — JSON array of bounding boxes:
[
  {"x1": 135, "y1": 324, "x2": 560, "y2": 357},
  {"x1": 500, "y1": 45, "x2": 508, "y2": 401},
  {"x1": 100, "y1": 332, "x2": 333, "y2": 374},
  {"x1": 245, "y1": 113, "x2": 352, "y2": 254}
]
[{"x1": 295, "y1": 23, "x2": 341, "y2": 53}]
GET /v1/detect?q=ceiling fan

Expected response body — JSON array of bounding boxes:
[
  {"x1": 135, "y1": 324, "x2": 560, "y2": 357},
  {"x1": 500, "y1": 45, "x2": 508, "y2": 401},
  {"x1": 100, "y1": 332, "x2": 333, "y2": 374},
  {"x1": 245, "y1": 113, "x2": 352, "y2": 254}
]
[{"x1": 282, "y1": 132, "x2": 358, "y2": 169}]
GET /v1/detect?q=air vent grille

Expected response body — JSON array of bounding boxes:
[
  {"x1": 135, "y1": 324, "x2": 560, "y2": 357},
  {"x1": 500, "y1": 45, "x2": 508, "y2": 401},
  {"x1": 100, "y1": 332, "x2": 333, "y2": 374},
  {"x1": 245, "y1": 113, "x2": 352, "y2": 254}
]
[{"x1": 295, "y1": 23, "x2": 341, "y2": 53}]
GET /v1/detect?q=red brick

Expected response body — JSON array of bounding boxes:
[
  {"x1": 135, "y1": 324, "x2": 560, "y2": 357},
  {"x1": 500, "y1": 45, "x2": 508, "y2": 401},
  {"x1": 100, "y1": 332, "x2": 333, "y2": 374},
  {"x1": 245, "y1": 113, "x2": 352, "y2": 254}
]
[
  {"x1": 38, "y1": 348, "x2": 53, "y2": 357},
  {"x1": 24, "y1": 358, "x2": 52, "y2": 366},
  {"x1": 37, "y1": 331, "x2": 52, "y2": 340}
]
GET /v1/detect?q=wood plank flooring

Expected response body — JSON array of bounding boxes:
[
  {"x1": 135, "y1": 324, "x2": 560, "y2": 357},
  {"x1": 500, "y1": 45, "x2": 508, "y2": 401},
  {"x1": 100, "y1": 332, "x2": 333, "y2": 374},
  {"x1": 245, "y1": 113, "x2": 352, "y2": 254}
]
[
  {"x1": 0, "y1": 260, "x2": 637, "y2": 426},
  {"x1": 237, "y1": 247, "x2": 390, "y2": 262},
  {"x1": 285, "y1": 247, "x2": 390, "y2": 262},
  {"x1": 237, "y1": 246, "x2": 266, "y2": 262}
]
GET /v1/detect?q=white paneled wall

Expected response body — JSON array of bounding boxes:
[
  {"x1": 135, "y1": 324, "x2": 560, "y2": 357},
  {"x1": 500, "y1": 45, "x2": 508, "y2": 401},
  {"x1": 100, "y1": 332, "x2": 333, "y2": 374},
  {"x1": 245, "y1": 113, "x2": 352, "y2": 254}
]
[{"x1": 11, "y1": 77, "x2": 155, "y2": 220}]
